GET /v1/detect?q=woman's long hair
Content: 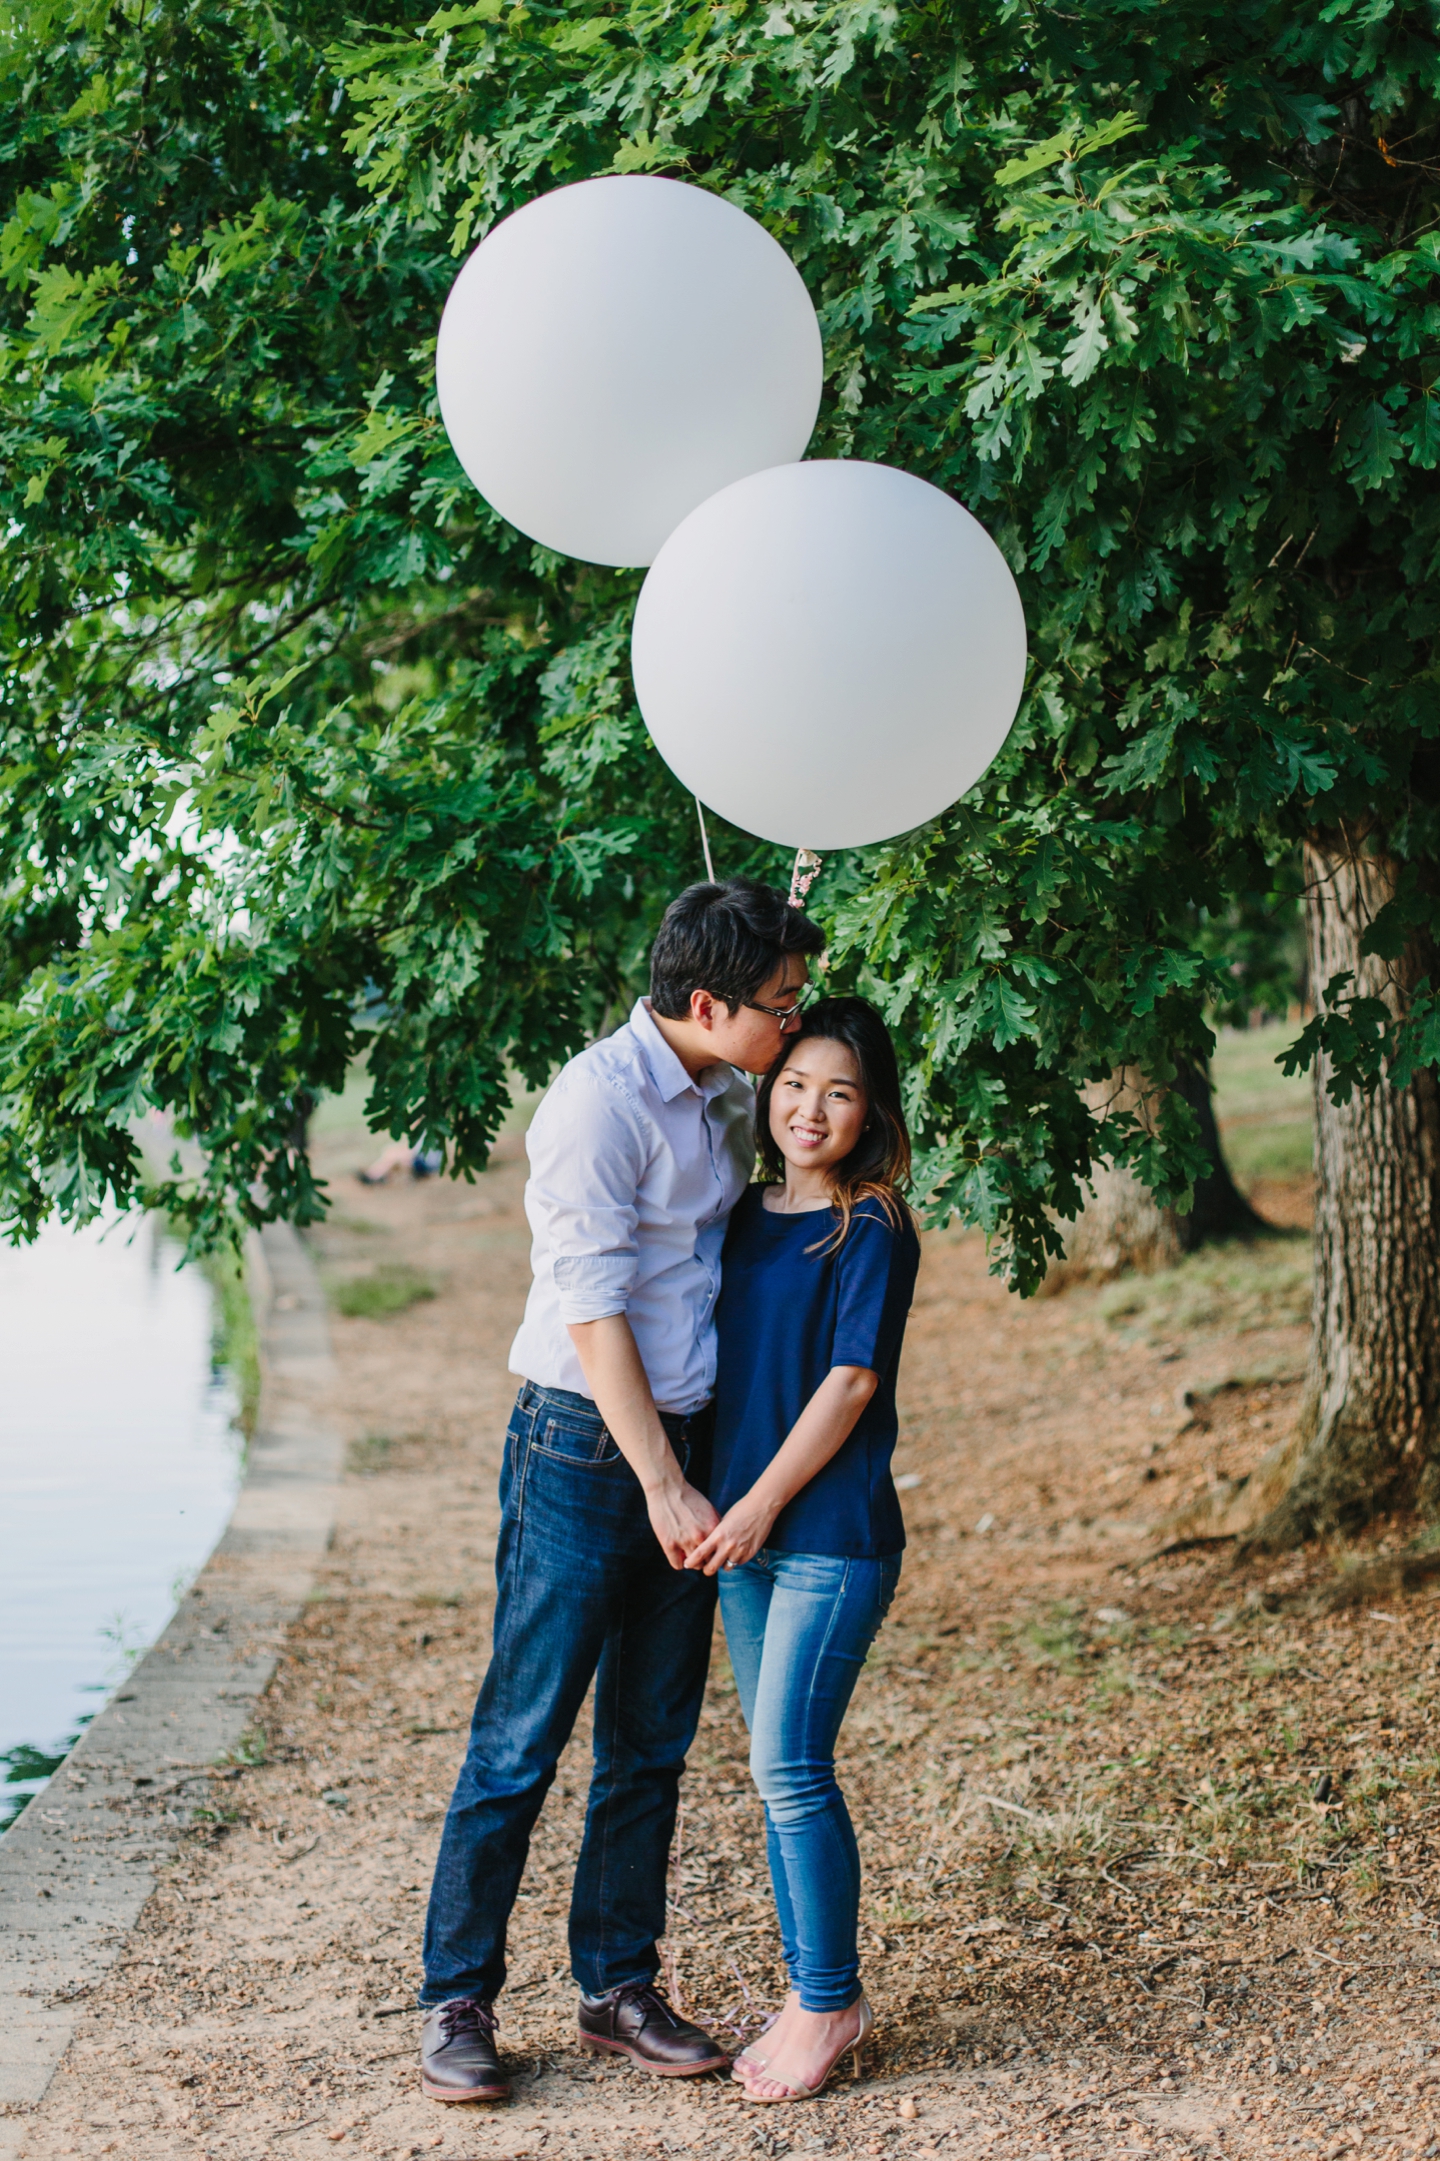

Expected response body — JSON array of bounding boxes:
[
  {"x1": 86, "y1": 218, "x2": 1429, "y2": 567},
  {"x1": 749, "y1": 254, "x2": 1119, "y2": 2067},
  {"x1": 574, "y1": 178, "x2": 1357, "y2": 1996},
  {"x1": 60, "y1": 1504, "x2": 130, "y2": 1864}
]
[{"x1": 755, "y1": 996, "x2": 913, "y2": 1250}]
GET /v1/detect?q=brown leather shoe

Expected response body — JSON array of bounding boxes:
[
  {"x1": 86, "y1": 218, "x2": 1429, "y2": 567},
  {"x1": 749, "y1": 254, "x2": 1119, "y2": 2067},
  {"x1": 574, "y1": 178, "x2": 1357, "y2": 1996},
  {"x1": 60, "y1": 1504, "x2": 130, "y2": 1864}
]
[
  {"x1": 420, "y1": 1996, "x2": 511, "y2": 2102},
  {"x1": 578, "y1": 1982, "x2": 729, "y2": 2076}
]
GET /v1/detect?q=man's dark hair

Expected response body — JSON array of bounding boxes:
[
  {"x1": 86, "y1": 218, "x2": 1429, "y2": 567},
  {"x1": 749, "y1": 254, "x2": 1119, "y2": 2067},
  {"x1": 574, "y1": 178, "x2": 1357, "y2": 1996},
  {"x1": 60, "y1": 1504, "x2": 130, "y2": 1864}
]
[{"x1": 649, "y1": 879, "x2": 826, "y2": 1020}]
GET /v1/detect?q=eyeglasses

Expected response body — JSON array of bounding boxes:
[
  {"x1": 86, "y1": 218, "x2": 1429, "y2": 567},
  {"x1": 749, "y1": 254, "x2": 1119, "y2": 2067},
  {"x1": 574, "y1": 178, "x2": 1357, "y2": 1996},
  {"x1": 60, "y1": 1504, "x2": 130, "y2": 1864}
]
[{"x1": 743, "y1": 992, "x2": 812, "y2": 1027}]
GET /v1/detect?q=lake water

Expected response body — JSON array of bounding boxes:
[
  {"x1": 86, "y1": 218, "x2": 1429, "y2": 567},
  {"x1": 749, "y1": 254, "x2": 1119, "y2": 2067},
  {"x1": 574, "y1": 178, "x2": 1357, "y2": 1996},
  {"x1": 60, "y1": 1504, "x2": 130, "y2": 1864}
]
[{"x1": 0, "y1": 1215, "x2": 242, "y2": 1825}]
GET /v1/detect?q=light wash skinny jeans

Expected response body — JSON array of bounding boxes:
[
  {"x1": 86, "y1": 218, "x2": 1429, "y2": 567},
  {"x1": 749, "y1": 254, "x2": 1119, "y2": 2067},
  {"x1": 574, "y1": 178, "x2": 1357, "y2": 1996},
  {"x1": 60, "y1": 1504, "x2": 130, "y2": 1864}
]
[{"x1": 718, "y1": 1548, "x2": 900, "y2": 2012}]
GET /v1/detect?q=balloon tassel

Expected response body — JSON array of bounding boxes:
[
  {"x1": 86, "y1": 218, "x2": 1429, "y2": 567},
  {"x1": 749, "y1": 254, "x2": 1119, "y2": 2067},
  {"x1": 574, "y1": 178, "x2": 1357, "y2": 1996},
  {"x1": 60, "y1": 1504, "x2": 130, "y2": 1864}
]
[
  {"x1": 695, "y1": 798, "x2": 716, "y2": 885},
  {"x1": 788, "y1": 848, "x2": 823, "y2": 910}
]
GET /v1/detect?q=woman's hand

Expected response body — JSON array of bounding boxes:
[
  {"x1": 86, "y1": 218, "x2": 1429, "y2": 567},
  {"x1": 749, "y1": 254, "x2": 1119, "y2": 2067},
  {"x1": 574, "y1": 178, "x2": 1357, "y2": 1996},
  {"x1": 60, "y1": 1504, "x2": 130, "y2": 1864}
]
[
  {"x1": 684, "y1": 1490, "x2": 779, "y2": 1575},
  {"x1": 688, "y1": 1368, "x2": 878, "y2": 1577}
]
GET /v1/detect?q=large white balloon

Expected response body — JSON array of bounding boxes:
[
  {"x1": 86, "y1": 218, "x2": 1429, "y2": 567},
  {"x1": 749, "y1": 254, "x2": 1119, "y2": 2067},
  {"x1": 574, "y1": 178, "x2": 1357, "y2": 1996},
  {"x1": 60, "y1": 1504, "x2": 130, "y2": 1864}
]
[
  {"x1": 631, "y1": 461, "x2": 1028, "y2": 850},
  {"x1": 435, "y1": 176, "x2": 823, "y2": 568}
]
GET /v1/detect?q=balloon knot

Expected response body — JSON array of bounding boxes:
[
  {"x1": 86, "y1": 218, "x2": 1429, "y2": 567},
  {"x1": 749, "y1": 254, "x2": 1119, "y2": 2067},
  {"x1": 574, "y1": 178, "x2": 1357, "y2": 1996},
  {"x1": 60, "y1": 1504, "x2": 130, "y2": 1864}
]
[{"x1": 788, "y1": 848, "x2": 823, "y2": 909}]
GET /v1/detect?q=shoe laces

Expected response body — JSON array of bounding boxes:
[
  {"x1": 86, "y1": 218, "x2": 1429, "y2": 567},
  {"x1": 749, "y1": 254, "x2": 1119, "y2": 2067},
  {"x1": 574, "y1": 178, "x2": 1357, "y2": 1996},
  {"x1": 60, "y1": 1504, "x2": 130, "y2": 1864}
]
[
  {"x1": 438, "y1": 1996, "x2": 499, "y2": 2042},
  {"x1": 613, "y1": 1982, "x2": 680, "y2": 2030}
]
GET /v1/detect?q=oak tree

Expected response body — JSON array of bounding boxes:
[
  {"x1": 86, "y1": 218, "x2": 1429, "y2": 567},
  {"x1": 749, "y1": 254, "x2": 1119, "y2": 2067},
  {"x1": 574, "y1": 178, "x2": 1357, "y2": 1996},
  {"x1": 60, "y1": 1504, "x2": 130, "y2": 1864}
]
[{"x1": 5, "y1": 0, "x2": 1439, "y2": 1538}]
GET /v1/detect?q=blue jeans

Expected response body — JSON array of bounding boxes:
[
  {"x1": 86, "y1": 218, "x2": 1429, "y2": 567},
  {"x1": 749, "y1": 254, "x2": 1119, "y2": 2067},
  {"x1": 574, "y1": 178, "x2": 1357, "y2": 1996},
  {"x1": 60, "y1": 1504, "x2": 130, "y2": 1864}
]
[
  {"x1": 718, "y1": 1548, "x2": 900, "y2": 2013},
  {"x1": 420, "y1": 1384, "x2": 717, "y2": 2006}
]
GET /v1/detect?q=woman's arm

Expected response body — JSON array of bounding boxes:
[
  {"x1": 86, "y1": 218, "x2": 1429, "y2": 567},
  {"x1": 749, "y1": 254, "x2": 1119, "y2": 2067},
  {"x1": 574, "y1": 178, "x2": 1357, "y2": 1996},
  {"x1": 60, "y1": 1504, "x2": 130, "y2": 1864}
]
[{"x1": 684, "y1": 1364, "x2": 879, "y2": 1575}]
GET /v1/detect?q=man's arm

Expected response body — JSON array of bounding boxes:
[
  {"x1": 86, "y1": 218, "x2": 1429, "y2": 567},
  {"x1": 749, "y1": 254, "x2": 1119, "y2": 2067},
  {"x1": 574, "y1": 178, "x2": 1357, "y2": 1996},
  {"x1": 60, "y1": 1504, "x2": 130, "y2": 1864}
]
[{"x1": 567, "y1": 1314, "x2": 719, "y2": 1569}]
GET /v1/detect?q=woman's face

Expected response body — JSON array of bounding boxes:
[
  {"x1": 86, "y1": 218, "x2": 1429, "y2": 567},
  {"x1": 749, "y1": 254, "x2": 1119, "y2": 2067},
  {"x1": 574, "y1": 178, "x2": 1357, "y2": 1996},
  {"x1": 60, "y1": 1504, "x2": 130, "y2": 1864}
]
[{"x1": 768, "y1": 1037, "x2": 868, "y2": 1176}]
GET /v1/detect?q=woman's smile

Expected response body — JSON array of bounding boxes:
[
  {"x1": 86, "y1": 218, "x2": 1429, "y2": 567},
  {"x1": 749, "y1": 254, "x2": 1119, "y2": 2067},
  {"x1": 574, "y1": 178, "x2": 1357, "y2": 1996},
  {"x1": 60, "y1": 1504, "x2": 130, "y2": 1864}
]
[{"x1": 763, "y1": 1038, "x2": 870, "y2": 1207}]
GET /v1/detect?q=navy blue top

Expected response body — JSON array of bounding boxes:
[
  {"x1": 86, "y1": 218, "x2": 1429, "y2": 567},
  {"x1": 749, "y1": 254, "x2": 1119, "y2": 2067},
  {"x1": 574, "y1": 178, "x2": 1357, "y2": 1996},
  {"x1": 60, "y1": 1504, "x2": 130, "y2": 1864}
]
[{"x1": 711, "y1": 1187, "x2": 921, "y2": 1558}]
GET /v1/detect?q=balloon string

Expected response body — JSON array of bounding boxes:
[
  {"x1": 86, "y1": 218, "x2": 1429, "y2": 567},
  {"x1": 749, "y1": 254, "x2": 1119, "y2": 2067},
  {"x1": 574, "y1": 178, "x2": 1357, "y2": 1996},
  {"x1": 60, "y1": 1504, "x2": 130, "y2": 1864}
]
[
  {"x1": 695, "y1": 798, "x2": 716, "y2": 885},
  {"x1": 788, "y1": 848, "x2": 823, "y2": 910}
]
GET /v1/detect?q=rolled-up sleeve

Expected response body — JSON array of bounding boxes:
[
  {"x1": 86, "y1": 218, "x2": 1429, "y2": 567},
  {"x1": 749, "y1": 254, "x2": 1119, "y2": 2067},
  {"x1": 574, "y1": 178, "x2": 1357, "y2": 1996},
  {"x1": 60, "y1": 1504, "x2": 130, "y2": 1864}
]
[{"x1": 527, "y1": 1072, "x2": 647, "y2": 1324}]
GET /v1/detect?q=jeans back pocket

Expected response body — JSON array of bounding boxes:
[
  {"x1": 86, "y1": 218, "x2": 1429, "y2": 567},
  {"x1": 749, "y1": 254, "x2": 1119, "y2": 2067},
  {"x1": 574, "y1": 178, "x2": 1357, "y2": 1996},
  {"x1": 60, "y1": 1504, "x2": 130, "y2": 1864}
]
[{"x1": 532, "y1": 1413, "x2": 621, "y2": 1467}]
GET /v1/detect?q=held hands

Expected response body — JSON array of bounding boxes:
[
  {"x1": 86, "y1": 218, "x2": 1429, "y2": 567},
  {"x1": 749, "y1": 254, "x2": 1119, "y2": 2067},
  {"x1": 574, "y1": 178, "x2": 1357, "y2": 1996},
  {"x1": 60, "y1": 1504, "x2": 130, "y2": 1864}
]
[
  {"x1": 684, "y1": 1490, "x2": 779, "y2": 1577},
  {"x1": 647, "y1": 1478, "x2": 721, "y2": 1571},
  {"x1": 683, "y1": 1368, "x2": 875, "y2": 1574}
]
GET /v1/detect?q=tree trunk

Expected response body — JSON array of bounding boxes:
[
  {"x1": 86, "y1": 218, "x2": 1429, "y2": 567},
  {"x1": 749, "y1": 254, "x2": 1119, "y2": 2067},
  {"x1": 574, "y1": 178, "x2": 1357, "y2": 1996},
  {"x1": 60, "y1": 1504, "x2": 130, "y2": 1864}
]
[
  {"x1": 1042, "y1": 1070, "x2": 1181, "y2": 1288},
  {"x1": 1172, "y1": 1060, "x2": 1273, "y2": 1247},
  {"x1": 1044, "y1": 1062, "x2": 1268, "y2": 1291},
  {"x1": 1246, "y1": 828, "x2": 1440, "y2": 1547}
]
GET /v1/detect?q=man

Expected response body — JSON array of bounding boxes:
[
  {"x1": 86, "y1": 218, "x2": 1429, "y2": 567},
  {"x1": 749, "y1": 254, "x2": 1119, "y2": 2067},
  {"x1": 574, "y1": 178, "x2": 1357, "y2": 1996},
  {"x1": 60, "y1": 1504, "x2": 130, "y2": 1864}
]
[{"x1": 419, "y1": 878, "x2": 826, "y2": 2102}]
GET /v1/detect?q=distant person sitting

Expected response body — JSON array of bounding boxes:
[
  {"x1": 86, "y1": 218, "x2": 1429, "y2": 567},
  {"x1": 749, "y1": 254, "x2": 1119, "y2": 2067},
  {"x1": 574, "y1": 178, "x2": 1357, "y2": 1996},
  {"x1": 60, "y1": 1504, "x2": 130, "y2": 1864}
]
[{"x1": 356, "y1": 1141, "x2": 445, "y2": 1186}]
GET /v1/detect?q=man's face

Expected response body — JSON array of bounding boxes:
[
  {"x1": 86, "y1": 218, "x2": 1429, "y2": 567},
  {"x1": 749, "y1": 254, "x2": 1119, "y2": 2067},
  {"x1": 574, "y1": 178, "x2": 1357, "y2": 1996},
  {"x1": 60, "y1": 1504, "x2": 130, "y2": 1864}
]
[{"x1": 704, "y1": 955, "x2": 811, "y2": 1078}]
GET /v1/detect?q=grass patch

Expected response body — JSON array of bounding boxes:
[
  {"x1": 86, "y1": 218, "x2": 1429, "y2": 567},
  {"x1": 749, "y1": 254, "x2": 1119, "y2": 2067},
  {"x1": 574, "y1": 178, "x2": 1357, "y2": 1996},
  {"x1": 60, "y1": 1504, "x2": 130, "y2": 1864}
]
[
  {"x1": 161, "y1": 1212, "x2": 259, "y2": 1442},
  {"x1": 953, "y1": 1774, "x2": 1110, "y2": 1861},
  {"x1": 1023, "y1": 1602, "x2": 1088, "y2": 1673},
  {"x1": 349, "y1": 1432, "x2": 395, "y2": 1475},
  {"x1": 1222, "y1": 1118, "x2": 1313, "y2": 1184},
  {"x1": 1091, "y1": 1657, "x2": 1140, "y2": 1702},
  {"x1": 1211, "y1": 1022, "x2": 1313, "y2": 1122},
  {"x1": 201, "y1": 1238, "x2": 261, "y2": 1442},
  {"x1": 1212, "y1": 1023, "x2": 1313, "y2": 1186},
  {"x1": 1098, "y1": 1235, "x2": 1310, "y2": 1344},
  {"x1": 332, "y1": 1264, "x2": 438, "y2": 1319},
  {"x1": 219, "y1": 1728, "x2": 268, "y2": 1768}
]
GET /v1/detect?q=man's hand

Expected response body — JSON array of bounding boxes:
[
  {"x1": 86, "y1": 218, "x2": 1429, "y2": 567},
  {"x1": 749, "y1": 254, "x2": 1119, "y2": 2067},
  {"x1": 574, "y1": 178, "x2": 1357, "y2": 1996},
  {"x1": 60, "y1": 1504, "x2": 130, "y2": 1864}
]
[
  {"x1": 685, "y1": 1490, "x2": 778, "y2": 1576},
  {"x1": 647, "y1": 1479, "x2": 721, "y2": 1571},
  {"x1": 566, "y1": 1314, "x2": 718, "y2": 1571}
]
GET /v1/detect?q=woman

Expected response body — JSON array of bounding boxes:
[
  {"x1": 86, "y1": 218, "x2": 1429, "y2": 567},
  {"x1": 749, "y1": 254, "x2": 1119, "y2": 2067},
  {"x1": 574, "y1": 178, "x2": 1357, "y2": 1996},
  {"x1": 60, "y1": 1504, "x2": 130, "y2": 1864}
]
[{"x1": 686, "y1": 996, "x2": 920, "y2": 2105}]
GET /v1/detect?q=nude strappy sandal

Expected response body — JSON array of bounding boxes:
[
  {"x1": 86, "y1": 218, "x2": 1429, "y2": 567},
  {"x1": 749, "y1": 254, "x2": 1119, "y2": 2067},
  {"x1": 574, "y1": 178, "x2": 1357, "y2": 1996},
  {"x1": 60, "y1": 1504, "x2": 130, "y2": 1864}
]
[
  {"x1": 730, "y1": 2008, "x2": 783, "y2": 2086},
  {"x1": 737, "y1": 1995, "x2": 872, "y2": 2104}
]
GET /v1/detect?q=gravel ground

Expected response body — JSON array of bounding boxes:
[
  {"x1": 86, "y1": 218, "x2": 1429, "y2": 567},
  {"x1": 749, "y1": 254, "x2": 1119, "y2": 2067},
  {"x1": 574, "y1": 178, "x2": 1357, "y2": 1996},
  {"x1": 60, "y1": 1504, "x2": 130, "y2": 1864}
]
[{"x1": 8, "y1": 1118, "x2": 1440, "y2": 2161}]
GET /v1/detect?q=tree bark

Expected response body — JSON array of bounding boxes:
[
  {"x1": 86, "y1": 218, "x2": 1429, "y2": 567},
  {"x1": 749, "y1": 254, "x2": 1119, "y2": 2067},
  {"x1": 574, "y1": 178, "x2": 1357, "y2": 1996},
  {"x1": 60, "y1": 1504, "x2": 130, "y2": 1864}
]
[
  {"x1": 1246, "y1": 828, "x2": 1440, "y2": 1546},
  {"x1": 1044, "y1": 1062, "x2": 1268, "y2": 1291}
]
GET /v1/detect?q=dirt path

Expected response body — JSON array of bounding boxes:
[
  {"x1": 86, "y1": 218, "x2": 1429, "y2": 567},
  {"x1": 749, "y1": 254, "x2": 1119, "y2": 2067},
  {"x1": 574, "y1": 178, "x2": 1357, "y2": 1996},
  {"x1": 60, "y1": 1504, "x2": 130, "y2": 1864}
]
[{"x1": 9, "y1": 1124, "x2": 1440, "y2": 2161}]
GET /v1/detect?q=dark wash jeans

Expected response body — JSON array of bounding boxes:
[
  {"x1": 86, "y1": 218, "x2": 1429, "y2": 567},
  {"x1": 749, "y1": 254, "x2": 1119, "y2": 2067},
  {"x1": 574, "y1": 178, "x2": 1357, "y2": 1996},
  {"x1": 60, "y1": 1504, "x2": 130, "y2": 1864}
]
[{"x1": 420, "y1": 1382, "x2": 717, "y2": 2007}]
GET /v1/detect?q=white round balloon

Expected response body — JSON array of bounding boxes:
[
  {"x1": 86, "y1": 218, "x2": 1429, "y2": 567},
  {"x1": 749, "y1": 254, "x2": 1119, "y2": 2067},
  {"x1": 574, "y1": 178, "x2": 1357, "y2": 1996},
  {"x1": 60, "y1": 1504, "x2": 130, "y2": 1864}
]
[
  {"x1": 631, "y1": 461, "x2": 1028, "y2": 850},
  {"x1": 435, "y1": 175, "x2": 823, "y2": 569}
]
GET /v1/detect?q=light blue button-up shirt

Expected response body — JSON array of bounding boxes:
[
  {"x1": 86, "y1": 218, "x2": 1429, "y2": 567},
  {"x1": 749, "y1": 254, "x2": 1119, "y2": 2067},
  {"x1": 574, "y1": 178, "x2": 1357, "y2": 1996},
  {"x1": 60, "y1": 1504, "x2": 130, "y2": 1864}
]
[{"x1": 507, "y1": 998, "x2": 756, "y2": 1414}]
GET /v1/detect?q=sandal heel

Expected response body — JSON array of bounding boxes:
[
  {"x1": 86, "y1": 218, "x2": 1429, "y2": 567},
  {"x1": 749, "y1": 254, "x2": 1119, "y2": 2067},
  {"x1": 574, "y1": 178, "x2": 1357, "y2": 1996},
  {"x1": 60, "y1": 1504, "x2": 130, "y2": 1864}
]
[{"x1": 850, "y1": 1995, "x2": 873, "y2": 2086}]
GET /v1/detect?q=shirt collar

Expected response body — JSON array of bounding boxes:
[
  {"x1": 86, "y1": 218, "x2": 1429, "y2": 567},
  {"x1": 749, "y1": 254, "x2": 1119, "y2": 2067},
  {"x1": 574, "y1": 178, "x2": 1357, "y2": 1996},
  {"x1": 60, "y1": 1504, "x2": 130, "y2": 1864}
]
[{"x1": 629, "y1": 997, "x2": 737, "y2": 1104}]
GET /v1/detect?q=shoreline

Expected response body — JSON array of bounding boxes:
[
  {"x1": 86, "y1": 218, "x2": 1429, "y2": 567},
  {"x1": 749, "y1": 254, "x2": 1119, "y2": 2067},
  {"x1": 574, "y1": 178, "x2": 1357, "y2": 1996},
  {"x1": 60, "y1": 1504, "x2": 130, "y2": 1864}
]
[{"x1": 0, "y1": 1223, "x2": 342, "y2": 2141}]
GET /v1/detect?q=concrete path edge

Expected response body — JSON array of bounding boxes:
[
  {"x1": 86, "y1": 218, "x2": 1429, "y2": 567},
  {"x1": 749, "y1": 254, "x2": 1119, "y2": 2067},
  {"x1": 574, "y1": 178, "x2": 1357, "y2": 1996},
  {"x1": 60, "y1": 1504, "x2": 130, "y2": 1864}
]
[{"x1": 0, "y1": 1222, "x2": 341, "y2": 2138}]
